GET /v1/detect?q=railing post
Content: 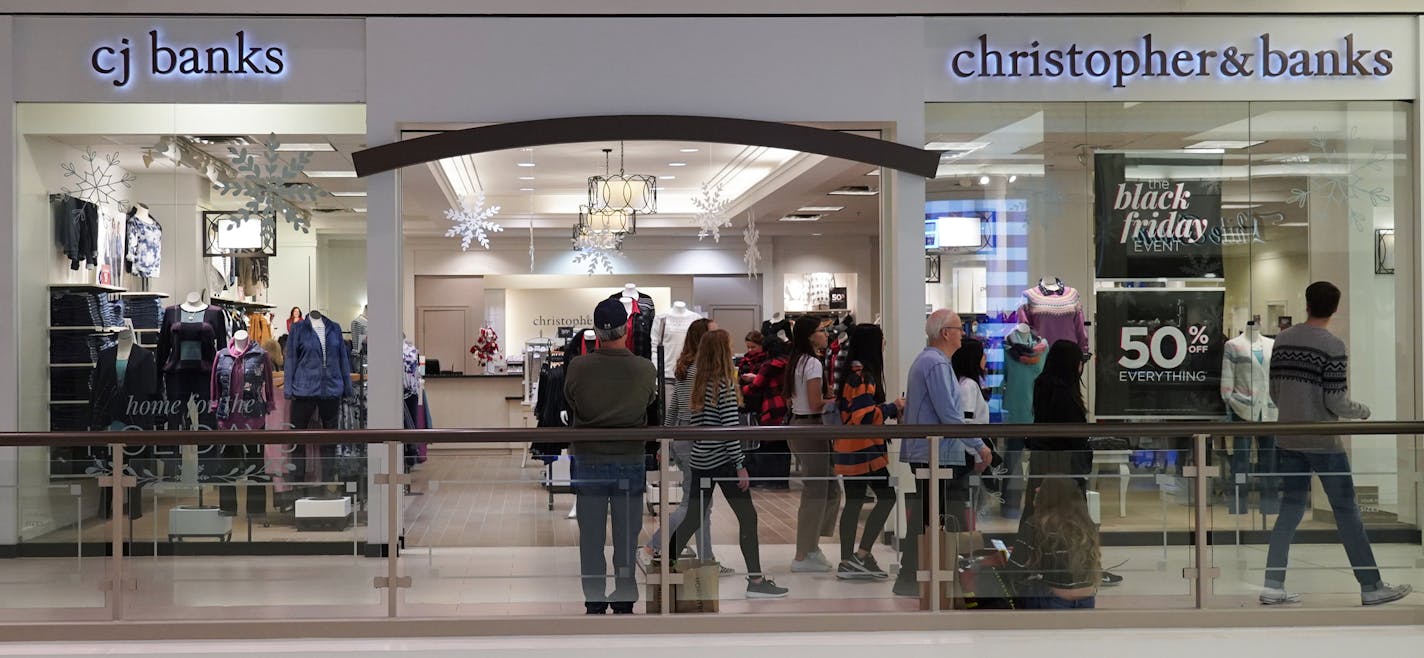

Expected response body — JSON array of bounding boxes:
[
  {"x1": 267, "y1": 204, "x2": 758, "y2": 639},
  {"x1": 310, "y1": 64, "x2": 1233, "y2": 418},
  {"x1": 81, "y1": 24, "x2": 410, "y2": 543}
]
[
  {"x1": 387, "y1": 440, "x2": 401, "y2": 618},
  {"x1": 658, "y1": 437, "x2": 671, "y2": 615},
  {"x1": 109, "y1": 442, "x2": 125, "y2": 621},
  {"x1": 927, "y1": 436, "x2": 940, "y2": 612},
  {"x1": 1192, "y1": 432, "x2": 1211, "y2": 609}
]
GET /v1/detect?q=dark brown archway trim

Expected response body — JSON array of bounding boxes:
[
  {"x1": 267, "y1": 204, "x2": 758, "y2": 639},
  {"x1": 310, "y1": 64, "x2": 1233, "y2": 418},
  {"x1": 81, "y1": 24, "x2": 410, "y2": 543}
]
[{"x1": 352, "y1": 115, "x2": 940, "y2": 179}]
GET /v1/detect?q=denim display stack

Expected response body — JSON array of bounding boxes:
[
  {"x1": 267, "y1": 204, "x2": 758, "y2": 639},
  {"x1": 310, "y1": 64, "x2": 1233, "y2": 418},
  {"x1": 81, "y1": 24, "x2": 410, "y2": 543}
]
[
  {"x1": 121, "y1": 293, "x2": 165, "y2": 348},
  {"x1": 48, "y1": 286, "x2": 124, "y2": 471}
]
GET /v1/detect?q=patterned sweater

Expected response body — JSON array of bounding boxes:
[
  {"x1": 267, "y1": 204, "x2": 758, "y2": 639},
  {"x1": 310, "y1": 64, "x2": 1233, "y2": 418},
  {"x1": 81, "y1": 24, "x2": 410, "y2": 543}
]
[{"x1": 1268, "y1": 324, "x2": 1370, "y2": 452}]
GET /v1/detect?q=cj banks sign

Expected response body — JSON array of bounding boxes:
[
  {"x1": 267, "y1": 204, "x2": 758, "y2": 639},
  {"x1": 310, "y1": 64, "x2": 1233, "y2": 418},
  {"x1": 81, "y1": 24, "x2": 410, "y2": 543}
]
[
  {"x1": 91, "y1": 30, "x2": 286, "y2": 88},
  {"x1": 948, "y1": 33, "x2": 1393, "y2": 88}
]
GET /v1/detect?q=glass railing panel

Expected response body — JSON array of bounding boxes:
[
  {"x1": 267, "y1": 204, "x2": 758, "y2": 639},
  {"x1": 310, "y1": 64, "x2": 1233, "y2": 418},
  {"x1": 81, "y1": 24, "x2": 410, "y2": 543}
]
[
  {"x1": 1206, "y1": 432, "x2": 1422, "y2": 609},
  {"x1": 398, "y1": 437, "x2": 588, "y2": 616},
  {"x1": 1005, "y1": 446, "x2": 1196, "y2": 611},
  {"x1": 122, "y1": 444, "x2": 385, "y2": 619},
  {"x1": 0, "y1": 444, "x2": 114, "y2": 621}
]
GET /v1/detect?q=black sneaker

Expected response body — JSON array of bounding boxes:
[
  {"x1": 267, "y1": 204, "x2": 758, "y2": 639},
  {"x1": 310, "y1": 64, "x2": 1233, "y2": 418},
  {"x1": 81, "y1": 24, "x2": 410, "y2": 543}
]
[
  {"x1": 746, "y1": 577, "x2": 789, "y2": 599},
  {"x1": 1101, "y1": 571, "x2": 1124, "y2": 587},
  {"x1": 855, "y1": 553, "x2": 889, "y2": 580},
  {"x1": 836, "y1": 560, "x2": 871, "y2": 580},
  {"x1": 585, "y1": 603, "x2": 608, "y2": 615}
]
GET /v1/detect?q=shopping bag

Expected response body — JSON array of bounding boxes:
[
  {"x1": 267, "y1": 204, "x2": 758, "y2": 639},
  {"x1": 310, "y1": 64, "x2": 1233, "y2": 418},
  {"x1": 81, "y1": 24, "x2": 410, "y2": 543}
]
[
  {"x1": 918, "y1": 529, "x2": 986, "y2": 610},
  {"x1": 645, "y1": 559, "x2": 721, "y2": 614}
]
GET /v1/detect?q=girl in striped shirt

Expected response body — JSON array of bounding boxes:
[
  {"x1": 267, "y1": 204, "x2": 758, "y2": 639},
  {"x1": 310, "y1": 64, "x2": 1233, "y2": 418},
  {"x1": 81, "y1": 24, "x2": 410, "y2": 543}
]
[{"x1": 668, "y1": 329, "x2": 788, "y2": 599}]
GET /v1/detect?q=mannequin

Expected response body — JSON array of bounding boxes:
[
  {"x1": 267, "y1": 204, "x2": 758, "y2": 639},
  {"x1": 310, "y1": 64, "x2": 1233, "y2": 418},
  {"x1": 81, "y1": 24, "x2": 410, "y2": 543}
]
[
  {"x1": 351, "y1": 304, "x2": 370, "y2": 355},
  {"x1": 157, "y1": 292, "x2": 226, "y2": 430},
  {"x1": 91, "y1": 320, "x2": 156, "y2": 518},
  {"x1": 212, "y1": 328, "x2": 275, "y2": 517},
  {"x1": 1221, "y1": 320, "x2": 1278, "y2": 514},
  {"x1": 606, "y1": 286, "x2": 655, "y2": 360},
  {"x1": 652, "y1": 301, "x2": 702, "y2": 380},
  {"x1": 284, "y1": 308, "x2": 353, "y2": 500},
  {"x1": 999, "y1": 322, "x2": 1048, "y2": 518},
  {"x1": 1017, "y1": 276, "x2": 1089, "y2": 350},
  {"x1": 124, "y1": 203, "x2": 162, "y2": 282}
]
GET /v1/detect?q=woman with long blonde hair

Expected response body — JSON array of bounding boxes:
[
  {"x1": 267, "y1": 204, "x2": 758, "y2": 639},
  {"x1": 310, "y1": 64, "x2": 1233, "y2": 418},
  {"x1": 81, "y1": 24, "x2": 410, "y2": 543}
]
[
  {"x1": 1008, "y1": 477, "x2": 1101, "y2": 609},
  {"x1": 668, "y1": 330, "x2": 788, "y2": 599},
  {"x1": 642, "y1": 318, "x2": 718, "y2": 565}
]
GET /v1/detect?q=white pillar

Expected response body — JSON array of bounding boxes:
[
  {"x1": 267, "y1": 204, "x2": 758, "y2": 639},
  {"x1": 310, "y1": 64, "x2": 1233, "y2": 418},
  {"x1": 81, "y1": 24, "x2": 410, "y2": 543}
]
[
  {"x1": 0, "y1": 16, "x2": 19, "y2": 548},
  {"x1": 885, "y1": 112, "x2": 926, "y2": 393}
]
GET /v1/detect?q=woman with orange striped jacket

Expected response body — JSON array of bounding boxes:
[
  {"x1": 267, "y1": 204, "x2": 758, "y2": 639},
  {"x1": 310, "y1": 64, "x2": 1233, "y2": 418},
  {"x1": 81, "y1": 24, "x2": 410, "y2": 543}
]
[{"x1": 832, "y1": 323, "x2": 905, "y2": 580}]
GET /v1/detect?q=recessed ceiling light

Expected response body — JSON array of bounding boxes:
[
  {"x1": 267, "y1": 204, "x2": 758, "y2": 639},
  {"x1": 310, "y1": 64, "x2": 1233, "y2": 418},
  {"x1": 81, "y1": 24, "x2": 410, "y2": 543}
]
[
  {"x1": 925, "y1": 141, "x2": 989, "y2": 151},
  {"x1": 668, "y1": 162, "x2": 687, "y2": 167},
  {"x1": 519, "y1": 187, "x2": 535, "y2": 192},
  {"x1": 779, "y1": 214, "x2": 822, "y2": 222},
  {"x1": 655, "y1": 187, "x2": 668, "y2": 192},
  {"x1": 1186, "y1": 140, "x2": 1264, "y2": 150},
  {"x1": 1221, "y1": 203, "x2": 1262, "y2": 209},
  {"x1": 275, "y1": 142, "x2": 336, "y2": 152},
  {"x1": 518, "y1": 176, "x2": 536, "y2": 180},
  {"x1": 828, "y1": 186, "x2": 878, "y2": 196},
  {"x1": 978, "y1": 176, "x2": 990, "y2": 185},
  {"x1": 659, "y1": 175, "x2": 676, "y2": 180},
  {"x1": 517, "y1": 162, "x2": 536, "y2": 168},
  {"x1": 353, "y1": 207, "x2": 367, "y2": 213},
  {"x1": 305, "y1": 171, "x2": 357, "y2": 178},
  {"x1": 797, "y1": 206, "x2": 843, "y2": 213},
  {"x1": 331, "y1": 191, "x2": 367, "y2": 197},
  {"x1": 1277, "y1": 222, "x2": 1308, "y2": 227},
  {"x1": 866, "y1": 169, "x2": 880, "y2": 176},
  {"x1": 810, "y1": 233, "x2": 823, "y2": 236},
  {"x1": 678, "y1": 148, "x2": 699, "y2": 153},
  {"x1": 520, "y1": 148, "x2": 534, "y2": 152},
  {"x1": 1008, "y1": 175, "x2": 1017, "y2": 183}
]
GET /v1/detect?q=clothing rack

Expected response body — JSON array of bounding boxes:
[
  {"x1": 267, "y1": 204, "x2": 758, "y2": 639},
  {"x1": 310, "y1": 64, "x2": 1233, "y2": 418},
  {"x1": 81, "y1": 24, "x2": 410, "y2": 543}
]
[{"x1": 209, "y1": 296, "x2": 275, "y2": 311}]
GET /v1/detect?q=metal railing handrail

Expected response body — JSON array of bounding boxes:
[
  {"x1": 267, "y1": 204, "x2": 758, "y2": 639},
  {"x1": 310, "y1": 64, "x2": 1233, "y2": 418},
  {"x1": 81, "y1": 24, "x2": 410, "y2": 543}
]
[{"x1": 4, "y1": 420, "x2": 1422, "y2": 447}]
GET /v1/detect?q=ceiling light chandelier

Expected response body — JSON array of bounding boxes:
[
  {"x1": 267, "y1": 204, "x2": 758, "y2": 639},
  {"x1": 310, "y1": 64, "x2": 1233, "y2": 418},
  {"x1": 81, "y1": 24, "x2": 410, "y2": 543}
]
[
  {"x1": 578, "y1": 204, "x2": 637, "y2": 236},
  {"x1": 586, "y1": 142, "x2": 656, "y2": 222}
]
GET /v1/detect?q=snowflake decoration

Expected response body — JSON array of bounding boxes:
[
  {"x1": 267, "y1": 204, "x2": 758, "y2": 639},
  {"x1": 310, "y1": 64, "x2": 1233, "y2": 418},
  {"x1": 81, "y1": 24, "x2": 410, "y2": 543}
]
[
  {"x1": 742, "y1": 211, "x2": 762, "y2": 277},
  {"x1": 444, "y1": 192, "x2": 504, "y2": 251},
  {"x1": 572, "y1": 227, "x2": 620, "y2": 275},
  {"x1": 218, "y1": 133, "x2": 326, "y2": 233},
  {"x1": 690, "y1": 181, "x2": 733, "y2": 242},
  {"x1": 1284, "y1": 128, "x2": 1391, "y2": 232},
  {"x1": 61, "y1": 148, "x2": 135, "y2": 209}
]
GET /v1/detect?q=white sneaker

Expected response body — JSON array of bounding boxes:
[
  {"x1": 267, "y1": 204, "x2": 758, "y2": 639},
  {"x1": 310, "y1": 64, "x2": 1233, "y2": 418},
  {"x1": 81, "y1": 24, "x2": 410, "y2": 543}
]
[
  {"x1": 791, "y1": 551, "x2": 833, "y2": 573},
  {"x1": 1259, "y1": 587, "x2": 1302, "y2": 605},
  {"x1": 1362, "y1": 583, "x2": 1413, "y2": 606}
]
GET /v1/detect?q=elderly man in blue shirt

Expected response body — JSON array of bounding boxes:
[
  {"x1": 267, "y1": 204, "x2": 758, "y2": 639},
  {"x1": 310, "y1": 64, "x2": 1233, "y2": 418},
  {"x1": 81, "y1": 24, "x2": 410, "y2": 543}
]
[{"x1": 892, "y1": 308, "x2": 992, "y2": 597}]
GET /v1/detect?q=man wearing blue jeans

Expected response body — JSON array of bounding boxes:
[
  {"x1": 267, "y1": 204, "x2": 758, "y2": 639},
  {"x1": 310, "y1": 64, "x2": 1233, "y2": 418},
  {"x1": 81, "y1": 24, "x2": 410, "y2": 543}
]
[
  {"x1": 564, "y1": 299, "x2": 658, "y2": 614},
  {"x1": 1261, "y1": 281, "x2": 1411, "y2": 606}
]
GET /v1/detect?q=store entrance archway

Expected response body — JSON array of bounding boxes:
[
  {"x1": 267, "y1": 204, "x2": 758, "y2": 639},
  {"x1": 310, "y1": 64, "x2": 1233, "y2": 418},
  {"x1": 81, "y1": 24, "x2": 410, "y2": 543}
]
[{"x1": 351, "y1": 114, "x2": 939, "y2": 178}]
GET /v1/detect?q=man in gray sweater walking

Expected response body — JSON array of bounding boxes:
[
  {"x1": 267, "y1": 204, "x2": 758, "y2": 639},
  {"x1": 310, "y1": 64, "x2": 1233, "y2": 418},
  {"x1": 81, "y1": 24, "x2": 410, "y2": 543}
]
[
  {"x1": 564, "y1": 298, "x2": 658, "y2": 615},
  {"x1": 1261, "y1": 281, "x2": 1411, "y2": 606}
]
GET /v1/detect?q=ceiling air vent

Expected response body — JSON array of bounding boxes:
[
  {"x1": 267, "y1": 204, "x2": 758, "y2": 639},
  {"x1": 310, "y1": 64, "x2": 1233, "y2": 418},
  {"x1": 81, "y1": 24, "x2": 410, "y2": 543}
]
[{"x1": 827, "y1": 186, "x2": 878, "y2": 196}]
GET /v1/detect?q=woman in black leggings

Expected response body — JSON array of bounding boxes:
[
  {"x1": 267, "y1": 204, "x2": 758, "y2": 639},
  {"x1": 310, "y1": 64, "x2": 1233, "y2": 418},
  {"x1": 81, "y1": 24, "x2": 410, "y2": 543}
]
[{"x1": 668, "y1": 330, "x2": 789, "y2": 599}]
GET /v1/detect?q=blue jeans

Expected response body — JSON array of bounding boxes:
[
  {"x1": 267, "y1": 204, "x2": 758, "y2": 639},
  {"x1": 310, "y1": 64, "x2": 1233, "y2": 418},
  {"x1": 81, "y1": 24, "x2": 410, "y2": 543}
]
[
  {"x1": 1228, "y1": 412, "x2": 1279, "y2": 514},
  {"x1": 1021, "y1": 582, "x2": 1095, "y2": 609},
  {"x1": 571, "y1": 459, "x2": 646, "y2": 609},
  {"x1": 1264, "y1": 449, "x2": 1381, "y2": 590}
]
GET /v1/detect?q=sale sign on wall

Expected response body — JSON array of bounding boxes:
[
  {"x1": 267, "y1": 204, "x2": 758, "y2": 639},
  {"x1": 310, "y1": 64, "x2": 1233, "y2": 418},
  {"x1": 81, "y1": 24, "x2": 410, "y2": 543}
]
[
  {"x1": 1094, "y1": 288, "x2": 1226, "y2": 418},
  {"x1": 1094, "y1": 152, "x2": 1224, "y2": 279}
]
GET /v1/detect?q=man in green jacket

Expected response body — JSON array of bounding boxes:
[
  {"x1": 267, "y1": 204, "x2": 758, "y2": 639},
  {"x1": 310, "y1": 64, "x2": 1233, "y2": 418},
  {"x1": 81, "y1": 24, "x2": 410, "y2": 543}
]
[{"x1": 564, "y1": 297, "x2": 658, "y2": 614}]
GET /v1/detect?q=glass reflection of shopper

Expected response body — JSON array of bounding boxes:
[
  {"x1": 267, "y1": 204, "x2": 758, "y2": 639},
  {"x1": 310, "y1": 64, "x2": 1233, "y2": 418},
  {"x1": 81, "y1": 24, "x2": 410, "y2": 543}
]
[
  {"x1": 1261, "y1": 281, "x2": 1412, "y2": 607},
  {"x1": 832, "y1": 323, "x2": 903, "y2": 580},
  {"x1": 667, "y1": 329, "x2": 789, "y2": 599},
  {"x1": 1023, "y1": 340, "x2": 1123, "y2": 588},
  {"x1": 893, "y1": 309, "x2": 992, "y2": 598},
  {"x1": 286, "y1": 306, "x2": 303, "y2": 333},
  {"x1": 784, "y1": 315, "x2": 840, "y2": 573},
  {"x1": 1009, "y1": 478, "x2": 1100, "y2": 609},
  {"x1": 642, "y1": 318, "x2": 722, "y2": 568},
  {"x1": 1022, "y1": 340, "x2": 1090, "y2": 521},
  {"x1": 951, "y1": 338, "x2": 992, "y2": 515}
]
